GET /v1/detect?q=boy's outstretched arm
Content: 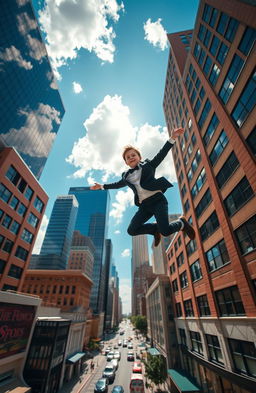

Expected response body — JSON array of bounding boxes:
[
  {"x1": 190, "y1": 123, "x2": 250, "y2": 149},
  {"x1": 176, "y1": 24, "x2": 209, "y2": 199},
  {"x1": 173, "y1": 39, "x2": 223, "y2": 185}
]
[
  {"x1": 150, "y1": 127, "x2": 184, "y2": 168},
  {"x1": 90, "y1": 179, "x2": 126, "y2": 190}
]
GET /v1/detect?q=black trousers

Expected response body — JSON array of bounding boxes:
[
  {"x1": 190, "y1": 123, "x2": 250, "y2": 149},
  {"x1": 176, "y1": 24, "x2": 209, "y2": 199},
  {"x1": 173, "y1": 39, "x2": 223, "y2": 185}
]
[{"x1": 127, "y1": 192, "x2": 182, "y2": 237}]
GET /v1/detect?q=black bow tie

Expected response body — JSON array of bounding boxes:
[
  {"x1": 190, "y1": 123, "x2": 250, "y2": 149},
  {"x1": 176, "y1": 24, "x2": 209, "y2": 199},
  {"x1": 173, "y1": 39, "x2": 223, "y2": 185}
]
[{"x1": 128, "y1": 165, "x2": 140, "y2": 174}]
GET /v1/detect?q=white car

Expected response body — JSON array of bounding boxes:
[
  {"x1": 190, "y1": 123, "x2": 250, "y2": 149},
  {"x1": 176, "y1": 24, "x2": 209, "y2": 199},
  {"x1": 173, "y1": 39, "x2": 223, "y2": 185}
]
[
  {"x1": 128, "y1": 343, "x2": 133, "y2": 349},
  {"x1": 111, "y1": 359, "x2": 118, "y2": 370},
  {"x1": 107, "y1": 351, "x2": 115, "y2": 361},
  {"x1": 114, "y1": 351, "x2": 121, "y2": 361}
]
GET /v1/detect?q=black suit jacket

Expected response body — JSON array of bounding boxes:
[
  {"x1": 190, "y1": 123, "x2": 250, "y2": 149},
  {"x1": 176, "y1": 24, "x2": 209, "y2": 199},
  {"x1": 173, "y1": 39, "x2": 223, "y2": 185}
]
[{"x1": 103, "y1": 141, "x2": 174, "y2": 206}]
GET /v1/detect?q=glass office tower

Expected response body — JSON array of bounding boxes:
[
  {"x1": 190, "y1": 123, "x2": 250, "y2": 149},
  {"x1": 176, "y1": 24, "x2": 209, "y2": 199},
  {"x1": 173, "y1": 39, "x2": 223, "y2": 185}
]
[
  {"x1": 33, "y1": 195, "x2": 78, "y2": 269},
  {"x1": 0, "y1": 0, "x2": 65, "y2": 179},
  {"x1": 68, "y1": 187, "x2": 110, "y2": 314}
]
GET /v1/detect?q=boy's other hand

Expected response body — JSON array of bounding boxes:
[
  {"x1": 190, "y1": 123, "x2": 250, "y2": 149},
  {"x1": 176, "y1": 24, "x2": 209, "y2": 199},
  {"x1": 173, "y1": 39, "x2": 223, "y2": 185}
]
[
  {"x1": 90, "y1": 183, "x2": 102, "y2": 190},
  {"x1": 171, "y1": 127, "x2": 184, "y2": 139}
]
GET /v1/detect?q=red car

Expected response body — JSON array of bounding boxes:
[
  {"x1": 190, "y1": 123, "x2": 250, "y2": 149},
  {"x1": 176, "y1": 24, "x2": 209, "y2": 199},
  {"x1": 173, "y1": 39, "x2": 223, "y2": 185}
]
[{"x1": 132, "y1": 361, "x2": 142, "y2": 373}]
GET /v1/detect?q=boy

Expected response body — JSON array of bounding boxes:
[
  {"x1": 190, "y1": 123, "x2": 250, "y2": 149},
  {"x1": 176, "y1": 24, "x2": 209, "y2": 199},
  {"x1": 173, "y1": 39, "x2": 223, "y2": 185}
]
[{"x1": 90, "y1": 127, "x2": 195, "y2": 246}]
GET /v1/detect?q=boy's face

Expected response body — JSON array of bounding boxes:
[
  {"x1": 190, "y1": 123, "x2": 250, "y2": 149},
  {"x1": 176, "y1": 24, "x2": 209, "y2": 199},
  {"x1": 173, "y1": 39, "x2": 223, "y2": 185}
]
[{"x1": 124, "y1": 149, "x2": 141, "y2": 168}]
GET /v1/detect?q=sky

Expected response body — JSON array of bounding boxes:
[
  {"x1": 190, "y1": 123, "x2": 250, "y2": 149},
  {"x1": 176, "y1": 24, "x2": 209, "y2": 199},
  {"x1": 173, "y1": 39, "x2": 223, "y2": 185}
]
[{"x1": 32, "y1": 0, "x2": 199, "y2": 314}]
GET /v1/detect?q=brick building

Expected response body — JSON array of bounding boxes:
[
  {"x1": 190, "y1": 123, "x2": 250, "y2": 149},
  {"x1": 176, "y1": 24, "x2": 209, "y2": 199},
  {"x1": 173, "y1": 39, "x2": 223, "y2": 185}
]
[
  {"x1": 163, "y1": 0, "x2": 256, "y2": 392},
  {"x1": 68, "y1": 230, "x2": 95, "y2": 279}
]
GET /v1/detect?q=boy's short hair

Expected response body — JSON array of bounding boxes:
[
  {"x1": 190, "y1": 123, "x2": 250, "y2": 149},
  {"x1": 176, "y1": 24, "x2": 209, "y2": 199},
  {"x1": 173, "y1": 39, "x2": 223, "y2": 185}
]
[{"x1": 122, "y1": 145, "x2": 141, "y2": 161}]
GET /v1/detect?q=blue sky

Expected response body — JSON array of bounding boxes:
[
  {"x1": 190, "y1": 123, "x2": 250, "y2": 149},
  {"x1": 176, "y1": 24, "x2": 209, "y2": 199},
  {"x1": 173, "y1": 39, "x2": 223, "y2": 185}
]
[{"x1": 32, "y1": 0, "x2": 199, "y2": 313}]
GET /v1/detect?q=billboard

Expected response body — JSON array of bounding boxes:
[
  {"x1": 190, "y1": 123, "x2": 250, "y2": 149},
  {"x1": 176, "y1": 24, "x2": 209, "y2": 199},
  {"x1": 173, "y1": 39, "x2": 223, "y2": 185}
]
[{"x1": 0, "y1": 302, "x2": 36, "y2": 359}]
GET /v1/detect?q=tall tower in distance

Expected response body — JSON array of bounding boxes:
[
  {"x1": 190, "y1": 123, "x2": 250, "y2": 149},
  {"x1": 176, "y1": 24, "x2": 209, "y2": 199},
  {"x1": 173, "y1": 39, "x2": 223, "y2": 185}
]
[
  {"x1": 164, "y1": 0, "x2": 256, "y2": 392},
  {"x1": 31, "y1": 195, "x2": 78, "y2": 269},
  {"x1": 68, "y1": 187, "x2": 110, "y2": 314},
  {"x1": 0, "y1": 0, "x2": 65, "y2": 179}
]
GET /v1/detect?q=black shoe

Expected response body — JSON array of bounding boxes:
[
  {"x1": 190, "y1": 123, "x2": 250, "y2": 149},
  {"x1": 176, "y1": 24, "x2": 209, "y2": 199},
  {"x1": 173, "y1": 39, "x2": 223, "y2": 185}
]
[
  {"x1": 154, "y1": 232, "x2": 161, "y2": 247},
  {"x1": 180, "y1": 216, "x2": 195, "y2": 240}
]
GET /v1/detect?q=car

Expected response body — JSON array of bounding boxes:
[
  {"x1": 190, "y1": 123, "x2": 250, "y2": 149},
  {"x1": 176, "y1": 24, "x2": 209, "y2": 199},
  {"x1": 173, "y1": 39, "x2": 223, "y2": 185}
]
[
  {"x1": 119, "y1": 330, "x2": 124, "y2": 335},
  {"x1": 111, "y1": 359, "x2": 118, "y2": 370},
  {"x1": 113, "y1": 344, "x2": 118, "y2": 349},
  {"x1": 118, "y1": 340, "x2": 122, "y2": 346},
  {"x1": 107, "y1": 351, "x2": 115, "y2": 361},
  {"x1": 128, "y1": 343, "x2": 133, "y2": 349},
  {"x1": 113, "y1": 351, "x2": 121, "y2": 361},
  {"x1": 94, "y1": 378, "x2": 109, "y2": 392},
  {"x1": 102, "y1": 365, "x2": 116, "y2": 383},
  {"x1": 111, "y1": 386, "x2": 124, "y2": 393},
  {"x1": 122, "y1": 341, "x2": 127, "y2": 348},
  {"x1": 133, "y1": 361, "x2": 142, "y2": 373},
  {"x1": 127, "y1": 351, "x2": 135, "y2": 361}
]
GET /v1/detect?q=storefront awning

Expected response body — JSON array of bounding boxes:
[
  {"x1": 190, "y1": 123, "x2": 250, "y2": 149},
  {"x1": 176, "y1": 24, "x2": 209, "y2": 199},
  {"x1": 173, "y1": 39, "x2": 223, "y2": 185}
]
[
  {"x1": 66, "y1": 352, "x2": 85, "y2": 364},
  {"x1": 147, "y1": 347, "x2": 161, "y2": 356},
  {"x1": 168, "y1": 369, "x2": 200, "y2": 392}
]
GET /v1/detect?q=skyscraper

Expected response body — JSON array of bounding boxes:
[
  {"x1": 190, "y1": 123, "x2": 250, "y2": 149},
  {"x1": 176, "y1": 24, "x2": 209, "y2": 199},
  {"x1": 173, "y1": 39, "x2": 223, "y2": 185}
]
[
  {"x1": 164, "y1": 1, "x2": 256, "y2": 392},
  {"x1": 32, "y1": 195, "x2": 78, "y2": 269},
  {"x1": 0, "y1": 0, "x2": 65, "y2": 179},
  {"x1": 68, "y1": 187, "x2": 110, "y2": 314}
]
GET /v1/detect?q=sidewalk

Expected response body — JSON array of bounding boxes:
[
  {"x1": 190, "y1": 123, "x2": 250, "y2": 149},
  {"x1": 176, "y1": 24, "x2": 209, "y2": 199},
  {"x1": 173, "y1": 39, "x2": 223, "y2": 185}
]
[{"x1": 59, "y1": 353, "x2": 105, "y2": 393}]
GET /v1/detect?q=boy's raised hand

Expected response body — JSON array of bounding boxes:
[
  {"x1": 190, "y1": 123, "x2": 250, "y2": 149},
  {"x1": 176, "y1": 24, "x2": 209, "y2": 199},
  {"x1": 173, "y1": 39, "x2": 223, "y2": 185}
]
[
  {"x1": 171, "y1": 127, "x2": 184, "y2": 139},
  {"x1": 90, "y1": 183, "x2": 102, "y2": 190}
]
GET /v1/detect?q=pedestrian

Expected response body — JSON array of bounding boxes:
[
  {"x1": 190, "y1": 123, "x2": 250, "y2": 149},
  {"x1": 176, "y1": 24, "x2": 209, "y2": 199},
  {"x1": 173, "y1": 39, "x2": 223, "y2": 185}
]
[
  {"x1": 91, "y1": 361, "x2": 95, "y2": 371},
  {"x1": 90, "y1": 127, "x2": 195, "y2": 246}
]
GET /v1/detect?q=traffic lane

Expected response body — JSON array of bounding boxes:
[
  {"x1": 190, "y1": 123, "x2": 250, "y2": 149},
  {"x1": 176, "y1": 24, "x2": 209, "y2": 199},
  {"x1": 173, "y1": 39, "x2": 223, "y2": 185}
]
[{"x1": 112, "y1": 346, "x2": 134, "y2": 392}]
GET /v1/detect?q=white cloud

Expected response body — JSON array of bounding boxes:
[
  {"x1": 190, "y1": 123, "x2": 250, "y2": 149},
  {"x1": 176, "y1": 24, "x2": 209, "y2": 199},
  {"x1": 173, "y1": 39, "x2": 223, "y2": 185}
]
[
  {"x1": 0, "y1": 46, "x2": 33, "y2": 70},
  {"x1": 119, "y1": 278, "x2": 131, "y2": 314},
  {"x1": 32, "y1": 215, "x2": 49, "y2": 254},
  {"x1": 144, "y1": 18, "x2": 168, "y2": 50},
  {"x1": 73, "y1": 81, "x2": 83, "y2": 94},
  {"x1": 26, "y1": 34, "x2": 47, "y2": 62},
  {"x1": 87, "y1": 175, "x2": 96, "y2": 185},
  {"x1": 3, "y1": 103, "x2": 61, "y2": 157},
  {"x1": 121, "y1": 248, "x2": 130, "y2": 257},
  {"x1": 66, "y1": 94, "x2": 178, "y2": 222},
  {"x1": 38, "y1": 0, "x2": 124, "y2": 76},
  {"x1": 114, "y1": 230, "x2": 120, "y2": 234},
  {"x1": 17, "y1": 12, "x2": 37, "y2": 35},
  {"x1": 46, "y1": 71, "x2": 58, "y2": 89}
]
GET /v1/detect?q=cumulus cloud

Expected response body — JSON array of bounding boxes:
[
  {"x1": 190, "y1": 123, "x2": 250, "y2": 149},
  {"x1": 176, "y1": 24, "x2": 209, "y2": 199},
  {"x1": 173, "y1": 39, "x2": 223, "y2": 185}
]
[
  {"x1": 38, "y1": 0, "x2": 124, "y2": 77},
  {"x1": 121, "y1": 248, "x2": 130, "y2": 257},
  {"x1": 119, "y1": 278, "x2": 131, "y2": 314},
  {"x1": 0, "y1": 46, "x2": 33, "y2": 70},
  {"x1": 3, "y1": 103, "x2": 61, "y2": 157},
  {"x1": 144, "y1": 18, "x2": 168, "y2": 50},
  {"x1": 32, "y1": 215, "x2": 49, "y2": 254},
  {"x1": 73, "y1": 81, "x2": 83, "y2": 94},
  {"x1": 66, "y1": 94, "x2": 178, "y2": 222}
]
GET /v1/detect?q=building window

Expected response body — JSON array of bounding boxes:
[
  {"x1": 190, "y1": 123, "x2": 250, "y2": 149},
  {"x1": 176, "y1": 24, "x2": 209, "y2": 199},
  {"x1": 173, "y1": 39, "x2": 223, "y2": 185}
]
[
  {"x1": 184, "y1": 199, "x2": 190, "y2": 213},
  {"x1": 3, "y1": 239, "x2": 14, "y2": 254},
  {"x1": 203, "y1": 56, "x2": 212, "y2": 75},
  {"x1": 209, "y1": 130, "x2": 229, "y2": 166},
  {"x1": 9, "y1": 196, "x2": 19, "y2": 210},
  {"x1": 2, "y1": 214, "x2": 12, "y2": 229},
  {"x1": 200, "y1": 211, "x2": 219, "y2": 241},
  {"x1": 228, "y1": 338, "x2": 256, "y2": 377},
  {"x1": 0, "y1": 235, "x2": 4, "y2": 248},
  {"x1": 27, "y1": 212, "x2": 39, "y2": 228},
  {"x1": 224, "y1": 176, "x2": 254, "y2": 217},
  {"x1": 238, "y1": 26, "x2": 256, "y2": 56},
  {"x1": 5, "y1": 166, "x2": 20, "y2": 185},
  {"x1": 235, "y1": 215, "x2": 256, "y2": 255},
  {"x1": 15, "y1": 246, "x2": 29, "y2": 261},
  {"x1": 190, "y1": 331, "x2": 203, "y2": 355},
  {"x1": 179, "y1": 328, "x2": 187, "y2": 346},
  {"x1": 206, "y1": 239, "x2": 230, "y2": 272},
  {"x1": 217, "y1": 13, "x2": 238, "y2": 42},
  {"x1": 197, "y1": 294, "x2": 211, "y2": 316},
  {"x1": 24, "y1": 186, "x2": 34, "y2": 201},
  {"x1": 216, "y1": 42, "x2": 229, "y2": 65},
  {"x1": 0, "y1": 259, "x2": 6, "y2": 274},
  {"x1": 206, "y1": 334, "x2": 223, "y2": 364},
  {"x1": 210, "y1": 35, "x2": 220, "y2": 56},
  {"x1": 184, "y1": 299, "x2": 194, "y2": 317},
  {"x1": 191, "y1": 168, "x2": 207, "y2": 199},
  {"x1": 10, "y1": 221, "x2": 20, "y2": 235},
  {"x1": 177, "y1": 252, "x2": 184, "y2": 267},
  {"x1": 203, "y1": 113, "x2": 219, "y2": 146},
  {"x1": 0, "y1": 183, "x2": 12, "y2": 203},
  {"x1": 186, "y1": 239, "x2": 197, "y2": 256},
  {"x1": 194, "y1": 98, "x2": 201, "y2": 115},
  {"x1": 181, "y1": 184, "x2": 187, "y2": 198},
  {"x1": 232, "y1": 69, "x2": 256, "y2": 127},
  {"x1": 219, "y1": 55, "x2": 244, "y2": 104},
  {"x1": 199, "y1": 86, "x2": 205, "y2": 100},
  {"x1": 190, "y1": 260, "x2": 202, "y2": 282},
  {"x1": 172, "y1": 279, "x2": 178, "y2": 293},
  {"x1": 198, "y1": 99, "x2": 212, "y2": 130},
  {"x1": 18, "y1": 179, "x2": 27, "y2": 194},
  {"x1": 216, "y1": 152, "x2": 240, "y2": 189},
  {"x1": 209, "y1": 64, "x2": 220, "y2": 86},
  {"x1": 170, "y1": 263, "x2": 176, "y2": 274},
  {"x1": 34, "y1": 197, "x2": 44, "y2": 213},
  {"x1": 17, "y1": 202, "x2": 27, "y2": 217},
  {"x1": 195, "y1": 188, "x2": 212, "y2": 219},
  {"x1": 215, "y1": 285, "x2": 245, "y2": 316},
  {"x1": 246, "y1": 127, "x2": 256, "y2": 156},
  {"x1": 180, "y1": 271, "x2": 188, "y2": 289},
  {"x1": 21, "y1": 229, "x2": 34, "y2": 244},
  {"x1": 8, "y1": 264, "x2": 23, "y2": 279},
  {"x1": 176, "y1": 303, "x2": 182, "y2": 317}
]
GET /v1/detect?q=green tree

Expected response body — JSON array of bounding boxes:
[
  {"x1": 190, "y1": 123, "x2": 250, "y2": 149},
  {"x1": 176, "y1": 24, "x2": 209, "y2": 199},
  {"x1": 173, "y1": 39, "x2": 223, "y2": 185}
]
[
  {"x1": 144, "y1": 354, "x2": 167, "y2": 389},
  {"x1": 131, "y1": 315, "x2": 147, "y2": 335}
]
